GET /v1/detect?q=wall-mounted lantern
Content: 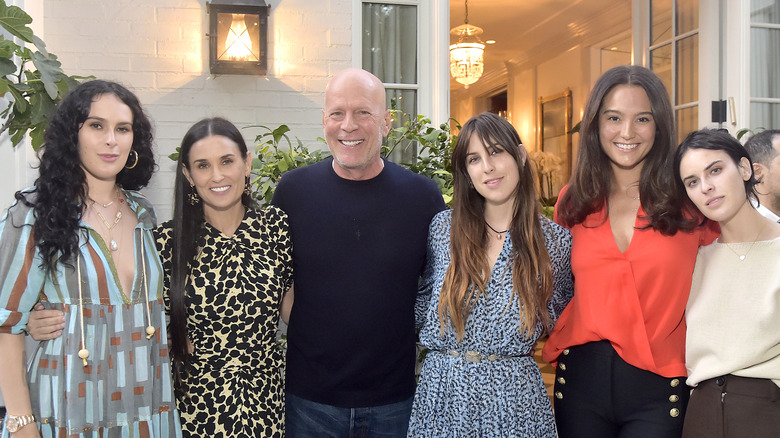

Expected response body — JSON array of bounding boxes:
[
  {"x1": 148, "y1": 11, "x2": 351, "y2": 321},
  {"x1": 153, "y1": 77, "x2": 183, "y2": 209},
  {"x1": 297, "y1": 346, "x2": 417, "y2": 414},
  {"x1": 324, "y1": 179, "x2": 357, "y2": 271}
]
[{"x1": 207, "y1": 0, "x2": 269, "y2": 75}]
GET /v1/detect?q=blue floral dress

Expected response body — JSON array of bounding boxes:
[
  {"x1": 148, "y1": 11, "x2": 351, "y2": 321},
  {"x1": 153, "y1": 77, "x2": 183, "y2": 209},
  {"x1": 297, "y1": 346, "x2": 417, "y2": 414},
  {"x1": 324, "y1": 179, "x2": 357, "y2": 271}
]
[{"x1": 408, "y1": 210, "x2": 573, "y2": 437}]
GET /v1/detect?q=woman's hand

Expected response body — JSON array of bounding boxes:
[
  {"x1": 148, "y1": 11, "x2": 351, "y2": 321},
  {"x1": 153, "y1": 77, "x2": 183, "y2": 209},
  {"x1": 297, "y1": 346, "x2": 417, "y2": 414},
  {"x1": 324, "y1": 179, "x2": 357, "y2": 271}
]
[{"x1": 26, "y1": 302, "x2": 65, "y2": 341}]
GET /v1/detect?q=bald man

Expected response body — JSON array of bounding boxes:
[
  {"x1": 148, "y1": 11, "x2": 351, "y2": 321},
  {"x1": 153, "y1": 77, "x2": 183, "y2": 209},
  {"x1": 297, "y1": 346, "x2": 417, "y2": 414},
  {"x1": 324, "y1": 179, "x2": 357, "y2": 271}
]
[
  {"x1": 272, "y1": 69, "x2": 446, "y2": 437},
  {"x1": 744, "y1": 129, "x2": 780, "y2": 222}
]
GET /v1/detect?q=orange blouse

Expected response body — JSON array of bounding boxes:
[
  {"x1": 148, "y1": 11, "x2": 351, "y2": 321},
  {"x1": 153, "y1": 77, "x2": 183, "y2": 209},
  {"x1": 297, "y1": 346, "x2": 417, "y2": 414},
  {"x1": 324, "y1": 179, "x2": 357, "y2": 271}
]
[{"x1": 542, "y1": 202, "x2": 719, "y2": 378}]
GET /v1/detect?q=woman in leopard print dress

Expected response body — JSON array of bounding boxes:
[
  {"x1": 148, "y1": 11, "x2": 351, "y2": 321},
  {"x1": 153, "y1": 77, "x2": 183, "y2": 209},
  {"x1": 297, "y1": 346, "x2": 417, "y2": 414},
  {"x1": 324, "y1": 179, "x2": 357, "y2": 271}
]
[{"x1": 158, "y1": 117, "x2": 293, "y2": 437}]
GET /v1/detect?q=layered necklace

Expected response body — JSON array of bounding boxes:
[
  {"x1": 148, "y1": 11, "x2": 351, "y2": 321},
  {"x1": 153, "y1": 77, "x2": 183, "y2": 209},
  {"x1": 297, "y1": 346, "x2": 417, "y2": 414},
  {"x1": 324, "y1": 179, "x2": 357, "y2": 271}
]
[
  {"x1": 89, "y1": 187, "x2": 124, "y2": 251},
  {"x1": 485, "y1": 221, "x2": 510, "y2": 240}
]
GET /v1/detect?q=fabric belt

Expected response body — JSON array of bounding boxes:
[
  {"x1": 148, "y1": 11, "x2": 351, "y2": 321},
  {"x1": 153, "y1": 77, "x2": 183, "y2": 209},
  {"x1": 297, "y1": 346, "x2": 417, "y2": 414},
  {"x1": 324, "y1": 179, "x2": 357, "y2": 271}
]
[{"x1": 443, "y1": 349, "x2": 533, "y2": 363}]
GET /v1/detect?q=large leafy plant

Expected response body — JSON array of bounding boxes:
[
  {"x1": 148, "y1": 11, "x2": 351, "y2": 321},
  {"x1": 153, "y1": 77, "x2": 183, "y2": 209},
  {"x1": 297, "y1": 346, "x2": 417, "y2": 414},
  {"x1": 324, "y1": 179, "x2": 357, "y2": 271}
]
[
  {"x1": 246, "y1": 110, "x2": 458, "y2": 206},
  {"x1": 249, "y1": 124, "x2": 332, "y2": 204},
  {"x1": 0, "y1": 1, "x2": 88, "y2": 149}
]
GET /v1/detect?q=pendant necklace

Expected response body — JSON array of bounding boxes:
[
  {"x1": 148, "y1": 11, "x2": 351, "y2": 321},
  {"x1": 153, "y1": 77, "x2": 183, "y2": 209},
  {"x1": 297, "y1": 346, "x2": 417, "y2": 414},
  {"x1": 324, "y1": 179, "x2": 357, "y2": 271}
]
[
  {"x1": 724, "y1": 221, "x2": 767, "y2": 261},
  {"x1": 89, "y1": 191, "x2": 124, "y2": 251},
  {"x1": 485, "y1": 221, "x2": 510, "y2": 240}
]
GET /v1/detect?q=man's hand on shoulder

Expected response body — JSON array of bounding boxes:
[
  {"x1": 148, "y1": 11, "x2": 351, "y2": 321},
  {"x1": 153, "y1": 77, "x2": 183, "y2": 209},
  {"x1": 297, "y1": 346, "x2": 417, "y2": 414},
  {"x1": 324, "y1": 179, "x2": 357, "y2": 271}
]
[{"x1": 26, "y1": 302, "x2": 65, "y2": 341}]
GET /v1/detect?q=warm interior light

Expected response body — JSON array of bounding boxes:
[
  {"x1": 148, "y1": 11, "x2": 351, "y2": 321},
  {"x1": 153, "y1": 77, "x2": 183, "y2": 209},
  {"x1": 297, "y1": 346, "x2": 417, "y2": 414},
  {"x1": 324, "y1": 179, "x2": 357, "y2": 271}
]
[
  {"x1": 222, "y1": 14, "x2": 254, "y2": 61},
  {"x1": 450, "y1": 0, "x2": 485, "y2": 88},
  {"x1": 449, "y1": 41, "x2": 485, "y2": 87}
]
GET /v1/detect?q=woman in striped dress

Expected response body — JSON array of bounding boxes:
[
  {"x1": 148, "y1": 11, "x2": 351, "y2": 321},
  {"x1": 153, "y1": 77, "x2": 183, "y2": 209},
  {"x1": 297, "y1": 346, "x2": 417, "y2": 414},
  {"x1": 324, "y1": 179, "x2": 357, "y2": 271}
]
[{"x1": 0, "y1": 80, "x2": 181, "y2": 438}]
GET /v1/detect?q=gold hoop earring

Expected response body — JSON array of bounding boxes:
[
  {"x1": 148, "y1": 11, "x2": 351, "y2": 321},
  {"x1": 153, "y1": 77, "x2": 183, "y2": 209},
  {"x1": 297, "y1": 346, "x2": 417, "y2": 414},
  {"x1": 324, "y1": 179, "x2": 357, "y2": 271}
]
[
  {"x1": 125, "y1": 149, "x2": 139, "y2": 169},
  {"x1": 188, "y1": 184, "x2": 200, "y2": 205}
]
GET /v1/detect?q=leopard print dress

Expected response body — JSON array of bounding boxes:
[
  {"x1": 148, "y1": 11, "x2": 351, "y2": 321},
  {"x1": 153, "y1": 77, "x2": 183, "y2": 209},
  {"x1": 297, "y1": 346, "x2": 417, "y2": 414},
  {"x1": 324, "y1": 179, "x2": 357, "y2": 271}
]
[{"x1": 156, "y1": 206, "x2": 293, "y2": 437}]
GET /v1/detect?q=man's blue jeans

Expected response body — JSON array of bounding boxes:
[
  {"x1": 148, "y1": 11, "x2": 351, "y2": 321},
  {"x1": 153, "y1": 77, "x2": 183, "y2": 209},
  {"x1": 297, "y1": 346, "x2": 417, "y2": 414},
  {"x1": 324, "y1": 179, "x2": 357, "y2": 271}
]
[{"x1": 286, "y1": 392, "x2": 413, "y2": 438}]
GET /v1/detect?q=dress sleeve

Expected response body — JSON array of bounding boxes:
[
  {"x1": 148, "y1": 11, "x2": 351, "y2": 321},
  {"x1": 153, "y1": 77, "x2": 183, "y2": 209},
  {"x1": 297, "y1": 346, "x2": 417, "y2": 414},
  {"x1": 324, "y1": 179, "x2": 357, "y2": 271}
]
[
  {"x1": 415, "y1": 211, "x2": 448, "y2": 331},
  {"x1": 0, "y1": 201, "x2": 46, "y2": 334},
  {"x1": 154, "y1": 223, "x2": 174, "y2": 313},
  {"x1": 274, "y1": 208, "x2": 294, "y2": 293},
  {"x1": 543, "y1": 218, "x2": 574, "y2": 326}
]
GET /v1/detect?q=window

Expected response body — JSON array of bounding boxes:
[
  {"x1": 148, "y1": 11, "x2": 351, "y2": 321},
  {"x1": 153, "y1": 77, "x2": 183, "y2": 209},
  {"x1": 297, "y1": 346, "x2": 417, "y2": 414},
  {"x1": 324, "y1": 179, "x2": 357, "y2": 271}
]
[
  {"x1": 649, "y1": 0, "x2": 699, "y2": 142},
  {"x1": 361, "y1": 2, "x2": 419, "y2": 164},
  {"x1": 750, "y1": 0, "x2": 780, "y2": 129},
  {"x1": 360, "y1": 2, "x2": 419, "y2": 163}
]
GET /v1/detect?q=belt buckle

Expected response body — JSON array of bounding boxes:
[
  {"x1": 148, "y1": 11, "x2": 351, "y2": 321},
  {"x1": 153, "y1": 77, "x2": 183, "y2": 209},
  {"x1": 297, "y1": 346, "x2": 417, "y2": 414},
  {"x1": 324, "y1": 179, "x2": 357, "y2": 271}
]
[{"x1": 464, "y1": 350, "x2": 481, "y2": 363}]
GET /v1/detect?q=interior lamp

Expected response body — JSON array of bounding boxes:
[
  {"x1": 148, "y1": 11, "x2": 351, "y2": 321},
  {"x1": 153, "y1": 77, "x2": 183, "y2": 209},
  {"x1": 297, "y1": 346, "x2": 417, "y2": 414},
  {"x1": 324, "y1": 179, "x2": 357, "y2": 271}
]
[{"x1": 449, "y1": 0, "x2": 485, "y2": 88}]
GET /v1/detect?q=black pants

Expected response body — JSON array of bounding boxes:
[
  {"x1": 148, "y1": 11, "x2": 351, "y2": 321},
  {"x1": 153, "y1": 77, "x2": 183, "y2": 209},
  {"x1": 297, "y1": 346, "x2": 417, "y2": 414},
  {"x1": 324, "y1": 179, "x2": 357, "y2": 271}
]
[
  {"x1": 553, "y1": 341, "x2": 689, "y2": 438},
  {"x1": 682, "y1": 374, "x2": 780, "y2": 438}
]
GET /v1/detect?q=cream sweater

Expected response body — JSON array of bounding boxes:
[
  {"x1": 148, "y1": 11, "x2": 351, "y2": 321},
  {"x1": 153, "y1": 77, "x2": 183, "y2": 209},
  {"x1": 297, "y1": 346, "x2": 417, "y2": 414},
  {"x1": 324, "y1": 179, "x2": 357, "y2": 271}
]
[{"x1": 685, "y1": 237, "x2": 780, "y2": 388}]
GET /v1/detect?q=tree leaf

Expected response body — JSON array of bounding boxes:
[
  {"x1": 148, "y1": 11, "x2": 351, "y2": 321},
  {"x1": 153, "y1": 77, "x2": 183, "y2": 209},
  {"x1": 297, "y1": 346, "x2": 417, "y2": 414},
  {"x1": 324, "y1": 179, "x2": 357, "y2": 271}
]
[
  {"x1": 0, "y1": 2, "x2": 34, "y2": 43},
  {"x1": 0, "y1": 38, "x2": 18, "y2": 59},
  {"x1": 0, "y1": 57, "x2": 15, "y2": 76},
  {"x1": 31, "y1": 51, "x2": 62, "y2": 99}
]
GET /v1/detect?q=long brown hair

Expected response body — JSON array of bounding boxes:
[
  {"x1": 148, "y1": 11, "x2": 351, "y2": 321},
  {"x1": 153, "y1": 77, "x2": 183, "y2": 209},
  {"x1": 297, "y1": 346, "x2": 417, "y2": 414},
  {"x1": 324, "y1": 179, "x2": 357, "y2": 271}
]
[
  {"x1": 439, "y1": 112, "x2": 553, "y2": 341},
  {"x1": 557, "y1": 65, "x2": 698, "y2": 234}
]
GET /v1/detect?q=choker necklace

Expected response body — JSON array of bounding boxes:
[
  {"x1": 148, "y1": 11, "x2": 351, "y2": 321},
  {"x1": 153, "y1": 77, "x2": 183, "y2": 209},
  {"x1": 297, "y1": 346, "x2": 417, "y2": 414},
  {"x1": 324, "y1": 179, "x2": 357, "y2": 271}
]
[
  {"x1": 485, "y1": 221, "x2": 510, "y2": 240},
  {"x1": 724, "y1": 221, "x2": 767, "y2": 261},
  {"x1": 89, "y1": 193, "x2": 124, "y2": 251}
]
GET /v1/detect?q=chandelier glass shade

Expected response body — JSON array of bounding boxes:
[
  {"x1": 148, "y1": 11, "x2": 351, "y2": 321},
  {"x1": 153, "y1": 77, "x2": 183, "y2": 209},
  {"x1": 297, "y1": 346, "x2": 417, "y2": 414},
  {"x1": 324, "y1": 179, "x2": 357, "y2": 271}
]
[{"x1": 449, "y1": 2, "x2": 485, "y2": 88}]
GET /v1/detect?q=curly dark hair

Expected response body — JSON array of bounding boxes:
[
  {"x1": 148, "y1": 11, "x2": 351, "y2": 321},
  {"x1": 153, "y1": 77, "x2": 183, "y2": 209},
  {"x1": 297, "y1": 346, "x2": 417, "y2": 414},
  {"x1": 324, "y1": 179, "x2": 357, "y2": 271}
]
[
  {"x1": 557, "y1": 65, "x2": 699, "y2": 234},
  {"x1": 168, "y1": 117, "x2": 254, "y2": 397},
  {"x1": 15, "y1": 80, "x2": 155, "y2": 271}
]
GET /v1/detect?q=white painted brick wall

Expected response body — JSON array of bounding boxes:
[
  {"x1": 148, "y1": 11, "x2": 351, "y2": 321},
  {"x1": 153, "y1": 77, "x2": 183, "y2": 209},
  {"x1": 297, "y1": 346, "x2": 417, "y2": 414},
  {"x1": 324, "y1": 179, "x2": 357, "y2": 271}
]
[{"x1": 32, "y1": 0, "x2": 352, "y2": 221}]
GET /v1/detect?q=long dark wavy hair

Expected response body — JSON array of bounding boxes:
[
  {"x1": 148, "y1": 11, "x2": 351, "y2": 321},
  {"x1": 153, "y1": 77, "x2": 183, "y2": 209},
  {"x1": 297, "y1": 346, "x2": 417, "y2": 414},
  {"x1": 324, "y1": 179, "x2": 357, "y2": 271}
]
[
  {"x1": 674, "y1": 129, "x2": 759, "y2": 203},
  {"x1": 15, "y1": 80, "x2": 154, "y2": 271},
  {"x1": 168, "y1": 117, "x2": 254, "y2": 396},
  {"x1": 557, "y1": 65, "x2": 698, "y2": 234},
  {"x1": 439, "y1": 112, "x2": 553, "y2": 341}
]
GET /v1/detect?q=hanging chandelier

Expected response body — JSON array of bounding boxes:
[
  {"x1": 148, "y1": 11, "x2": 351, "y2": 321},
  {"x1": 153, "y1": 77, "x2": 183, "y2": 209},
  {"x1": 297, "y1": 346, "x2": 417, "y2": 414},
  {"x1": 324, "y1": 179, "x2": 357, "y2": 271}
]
[{"x1": 450, "y1": 0, "x2": 485, "y2": 88}]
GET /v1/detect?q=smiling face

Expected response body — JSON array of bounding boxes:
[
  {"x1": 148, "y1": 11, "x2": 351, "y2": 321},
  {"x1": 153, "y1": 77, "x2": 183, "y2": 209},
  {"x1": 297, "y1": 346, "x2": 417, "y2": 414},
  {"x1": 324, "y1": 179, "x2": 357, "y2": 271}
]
[
  {"x1": 679, "y1": 148, "x2": 753, "y2": 224},
  {"x1": 322, "y1": 69, "x2": 392, "y2": 180},
  {"x1": 183, "y1": 135, "x2": 251, "y2": 219},
  {"x1": 465, "y1": 132, "x2": 521, "y2": 209},
  {"x1": 599, "y1": 84, "x2": 656, "y2": 173},
  {"x1": 78, "y1": 93, "x2": 134, "y2": 185}
]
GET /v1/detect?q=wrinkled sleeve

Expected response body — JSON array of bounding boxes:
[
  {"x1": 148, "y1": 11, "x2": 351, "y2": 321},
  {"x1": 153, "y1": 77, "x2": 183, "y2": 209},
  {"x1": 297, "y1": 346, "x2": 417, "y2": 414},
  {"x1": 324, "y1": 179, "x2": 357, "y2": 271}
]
[
  {"x1": 415, "y1": 212, "x2": 448, "y2": 331},
  {"x1": 0, "y1": 201, "x2": 46, "y2": 334},
  {"x1": 543, "y1": 218, "x2": 574, "y2": 326}
]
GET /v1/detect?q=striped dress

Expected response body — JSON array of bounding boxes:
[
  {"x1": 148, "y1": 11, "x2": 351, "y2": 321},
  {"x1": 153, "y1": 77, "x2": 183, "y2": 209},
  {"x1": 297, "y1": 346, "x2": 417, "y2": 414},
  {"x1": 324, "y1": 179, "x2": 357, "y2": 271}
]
[{"x1": 0, "y1": 189, "x2": 182, "y2": 438}]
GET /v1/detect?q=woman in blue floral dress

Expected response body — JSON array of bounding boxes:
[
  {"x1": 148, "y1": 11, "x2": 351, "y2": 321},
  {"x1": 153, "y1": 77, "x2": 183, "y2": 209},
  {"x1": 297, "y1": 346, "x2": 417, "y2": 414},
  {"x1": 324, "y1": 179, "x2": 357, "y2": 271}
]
[{"x1": 408, "y1": 112, "x2": 573, "y2": 437}]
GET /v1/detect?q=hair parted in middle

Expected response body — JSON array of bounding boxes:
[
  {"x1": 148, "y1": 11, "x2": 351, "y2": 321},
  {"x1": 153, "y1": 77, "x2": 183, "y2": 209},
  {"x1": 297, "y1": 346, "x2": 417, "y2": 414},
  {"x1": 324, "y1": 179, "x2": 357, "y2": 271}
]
[
  {"x1": 556, "y1": 64, "x2": 699, "y2": 234},
  {"x1": 440, "y1": 112, "x2": 553, "y2": 341},
  {"x1": 167, "y1": 116, "x2": 254, "y2": 397},
  {"x1": 19, "y1": 79, "x2": 155, "y2": 272}
]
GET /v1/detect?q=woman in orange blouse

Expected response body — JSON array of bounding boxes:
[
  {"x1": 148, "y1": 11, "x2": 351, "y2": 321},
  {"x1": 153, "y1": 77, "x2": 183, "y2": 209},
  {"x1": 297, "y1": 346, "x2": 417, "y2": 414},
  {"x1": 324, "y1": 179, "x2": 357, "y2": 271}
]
[{"x1": 541, "y1": 65, "x2": 718, "y2": 437}]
